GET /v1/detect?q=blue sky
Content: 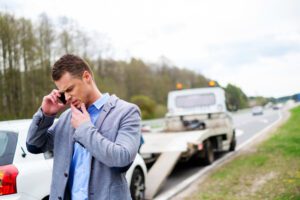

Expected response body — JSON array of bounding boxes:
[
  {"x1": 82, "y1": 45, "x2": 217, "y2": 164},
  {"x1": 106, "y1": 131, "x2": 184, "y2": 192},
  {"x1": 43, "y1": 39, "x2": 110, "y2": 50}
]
[{"x1": 1, "y1": 0, "x2": 300, "y2": 98}]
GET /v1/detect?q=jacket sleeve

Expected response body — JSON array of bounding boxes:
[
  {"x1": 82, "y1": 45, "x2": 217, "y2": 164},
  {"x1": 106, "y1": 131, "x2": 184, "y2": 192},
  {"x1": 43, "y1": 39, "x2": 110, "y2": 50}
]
[
  {"x1": 73, "y1": 105, "x2": 141, "y2": 167},
  {"x1": 26, "y1": 108, "x2": 56, "y2": 154}
]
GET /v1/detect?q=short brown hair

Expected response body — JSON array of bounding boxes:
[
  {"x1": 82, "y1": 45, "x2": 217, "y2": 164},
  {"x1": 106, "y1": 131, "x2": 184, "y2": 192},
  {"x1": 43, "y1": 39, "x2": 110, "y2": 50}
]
[{"x1": 52, "y1": 54, "x2": 93, "y2": 81}]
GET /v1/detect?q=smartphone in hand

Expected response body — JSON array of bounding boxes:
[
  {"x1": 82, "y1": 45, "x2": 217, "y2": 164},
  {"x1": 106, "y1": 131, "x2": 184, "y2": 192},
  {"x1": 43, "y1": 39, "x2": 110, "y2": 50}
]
[{"x1": 58, "y1": 92, "x2": 67, "y2": 104}]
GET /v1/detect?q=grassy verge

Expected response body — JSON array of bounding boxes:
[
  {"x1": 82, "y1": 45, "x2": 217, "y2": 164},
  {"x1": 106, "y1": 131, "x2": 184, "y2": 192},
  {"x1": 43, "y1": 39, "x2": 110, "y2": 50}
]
[{"x1": 187, "y1": 107, "x2": 300, "y2": 200}]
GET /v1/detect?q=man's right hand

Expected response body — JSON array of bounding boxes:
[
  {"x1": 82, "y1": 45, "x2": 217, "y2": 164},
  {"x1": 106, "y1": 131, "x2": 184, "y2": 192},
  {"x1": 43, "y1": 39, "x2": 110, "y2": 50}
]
[{"x1": 41, "y1": 89, "x2": 66, "y2": 116}]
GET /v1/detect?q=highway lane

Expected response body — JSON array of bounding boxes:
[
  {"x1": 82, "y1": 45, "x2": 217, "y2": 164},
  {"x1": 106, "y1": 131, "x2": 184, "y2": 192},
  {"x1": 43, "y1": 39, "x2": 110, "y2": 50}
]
[
  {"x1": 234, "y1": 108, "x2": 281, "y2": 146},
  {"x1": 152, "y1": 108, "x2": 282, "y2": 198}
]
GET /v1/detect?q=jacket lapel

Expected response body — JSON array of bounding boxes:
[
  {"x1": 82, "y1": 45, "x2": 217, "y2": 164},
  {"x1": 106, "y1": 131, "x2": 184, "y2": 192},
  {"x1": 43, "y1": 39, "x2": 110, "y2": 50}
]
[
  {"x1": 68, "y1": 114, "x2": 76, "y2": 162},
  {"x1": 95, "y1": 95, "x2": 118, "y2": 131}
]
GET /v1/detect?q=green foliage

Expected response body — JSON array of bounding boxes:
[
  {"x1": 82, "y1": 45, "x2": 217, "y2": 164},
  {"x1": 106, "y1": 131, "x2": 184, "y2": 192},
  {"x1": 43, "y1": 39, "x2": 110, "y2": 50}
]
[
  {"x1": 255, "y1": 96, "x2": 269, "y2": 106},
  {"x1": 248, "y1": 96, "x2": 271, "y2": 106},
  {"x1": 261, "y1": 106, "x2": 300, "y2": 157},
  {"x1": 153, "y1": 104, "x2": 167, "y2": 118},
  {"x1": 225, "y1": 83, "x2": 248, "y2": 111},
  {"x1": 130, "y1": 95, "x2": 156, "y2": 119}
]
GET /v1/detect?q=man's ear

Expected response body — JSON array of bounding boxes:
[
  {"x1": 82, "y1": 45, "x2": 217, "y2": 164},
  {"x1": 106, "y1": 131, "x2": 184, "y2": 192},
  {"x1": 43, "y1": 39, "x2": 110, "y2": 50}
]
[{"x1": 83, "y1": 71, "x2": 92, "y2": 83}]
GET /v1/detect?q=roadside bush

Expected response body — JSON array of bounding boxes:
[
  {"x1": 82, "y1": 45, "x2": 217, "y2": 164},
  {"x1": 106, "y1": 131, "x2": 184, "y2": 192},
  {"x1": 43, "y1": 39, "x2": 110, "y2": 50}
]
[{"x1": 130, "y1": 95, "x2": 156, "y2": 119}]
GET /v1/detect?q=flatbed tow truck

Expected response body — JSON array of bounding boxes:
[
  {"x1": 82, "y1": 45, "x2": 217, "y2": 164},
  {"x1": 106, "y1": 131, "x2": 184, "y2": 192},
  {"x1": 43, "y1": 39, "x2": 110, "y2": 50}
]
[{"x1": 140, "y1": 87, "x2": 236, "y2": 199}]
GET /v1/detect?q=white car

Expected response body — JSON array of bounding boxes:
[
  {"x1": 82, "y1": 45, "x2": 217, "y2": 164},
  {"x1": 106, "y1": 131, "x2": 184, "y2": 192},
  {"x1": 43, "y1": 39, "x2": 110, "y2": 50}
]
[
  {"x1": 0, "y1": 119, "x2": 147, "y2": 200},
  {"x1": 272, "y1": 103, "x2": 283, "y2": 110},
  {"x1": 252, "y1": 106, "x2": 264, "y2": 115}
]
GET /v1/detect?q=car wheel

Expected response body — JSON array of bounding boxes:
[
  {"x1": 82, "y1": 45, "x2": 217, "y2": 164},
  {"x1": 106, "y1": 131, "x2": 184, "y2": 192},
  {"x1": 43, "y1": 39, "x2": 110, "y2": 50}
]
[
  {"x1": 130, "y1": 167, "x2": 145, "y2": 200},
  {"x1": 42, "y1": 196, "x2": 49, "y2": 200}
]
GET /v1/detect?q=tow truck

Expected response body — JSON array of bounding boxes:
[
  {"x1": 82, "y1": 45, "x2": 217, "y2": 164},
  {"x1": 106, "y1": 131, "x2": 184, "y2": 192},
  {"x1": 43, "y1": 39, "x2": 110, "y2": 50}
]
[{"x1": 140, "y1": 87, "x2": 236, "y2": 199}]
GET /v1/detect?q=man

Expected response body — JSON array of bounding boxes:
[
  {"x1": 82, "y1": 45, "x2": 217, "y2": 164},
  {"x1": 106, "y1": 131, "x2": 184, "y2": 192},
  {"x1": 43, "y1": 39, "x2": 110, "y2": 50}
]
[{"x1": 26, "y1": 54, "x2": 141, "y2": 200}]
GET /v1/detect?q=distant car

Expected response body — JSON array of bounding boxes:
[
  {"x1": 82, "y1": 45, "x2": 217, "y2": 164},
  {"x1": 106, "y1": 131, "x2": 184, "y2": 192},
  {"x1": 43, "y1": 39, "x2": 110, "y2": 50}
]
[
  {"x1": 0, "y1": 119, "x2": 147, "y2": 200},
  {"x1": 252, "y1": 106, "x2": 263, "y2": 115},
  {"x1": 272, "y1": 103, "x2": 283, "y2": 110}
]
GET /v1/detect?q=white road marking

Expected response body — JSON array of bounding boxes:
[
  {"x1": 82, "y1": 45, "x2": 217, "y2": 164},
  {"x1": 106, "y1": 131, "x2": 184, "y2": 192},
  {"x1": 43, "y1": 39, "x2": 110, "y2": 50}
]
[{"x1": 235, "y1": 129, "x2": 244, "y2": 137}]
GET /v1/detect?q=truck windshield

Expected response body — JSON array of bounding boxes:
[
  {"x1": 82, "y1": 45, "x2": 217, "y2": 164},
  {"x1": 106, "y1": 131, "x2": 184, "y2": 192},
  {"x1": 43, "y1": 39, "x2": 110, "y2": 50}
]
[
  {"x1": 175, "y1": 93, "x2": 216, "y2": 108},
  {"x1": 0, "y1": 131, "x2": 18, "y2": 166}
]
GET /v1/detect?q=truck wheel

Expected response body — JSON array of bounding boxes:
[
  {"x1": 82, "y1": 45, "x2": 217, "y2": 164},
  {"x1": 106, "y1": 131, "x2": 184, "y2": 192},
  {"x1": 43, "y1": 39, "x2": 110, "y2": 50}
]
[
  {"x1": 229, "y1": 131, "x2": 236, "y2": 151},
  {"x1": 203, "y1": 140, "x2": 214, "y2": 165}
]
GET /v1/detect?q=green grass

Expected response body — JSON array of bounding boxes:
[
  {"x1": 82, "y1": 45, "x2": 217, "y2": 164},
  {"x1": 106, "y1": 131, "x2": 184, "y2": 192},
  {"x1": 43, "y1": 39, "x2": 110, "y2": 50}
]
[{"x1": 187, "y1": 106, "x2": 300, "y2": 200}]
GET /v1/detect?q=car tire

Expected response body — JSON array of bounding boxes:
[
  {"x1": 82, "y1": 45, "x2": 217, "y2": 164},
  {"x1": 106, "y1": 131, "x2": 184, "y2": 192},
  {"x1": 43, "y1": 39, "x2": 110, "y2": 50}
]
[
  {"x1": 203, "y1": 140, "x2": 214, "y2": 165},
  {"x1": 130, "y1": 167, "x2": 145, "y2": 200},
  {"x1": 229, "y1": 130, "x2": 236, "y2": 151}
]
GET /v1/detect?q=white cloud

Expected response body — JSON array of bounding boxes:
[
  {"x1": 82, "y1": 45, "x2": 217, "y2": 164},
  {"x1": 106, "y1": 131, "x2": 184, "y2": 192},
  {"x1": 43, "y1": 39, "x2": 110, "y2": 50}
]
[{"x1": 204, "y1": 52, "x2": 300, "y2": 97}]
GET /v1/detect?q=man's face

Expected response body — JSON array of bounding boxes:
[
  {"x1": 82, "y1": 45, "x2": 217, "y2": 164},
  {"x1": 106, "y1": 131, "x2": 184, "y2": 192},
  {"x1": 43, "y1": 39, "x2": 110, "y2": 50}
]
[{"x1": 54, "y1": 71, "x2": 91, "y2": 108}]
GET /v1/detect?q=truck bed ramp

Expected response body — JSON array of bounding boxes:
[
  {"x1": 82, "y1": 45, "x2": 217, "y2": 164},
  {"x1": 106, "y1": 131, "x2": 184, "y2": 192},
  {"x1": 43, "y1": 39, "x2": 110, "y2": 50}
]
[
  {"x1": 141, "y1": 130, "x2": 210, "y2": 154},
  {"x1": 142, "y1": 130, "x2": 211, "y2": 199},
  {"x1": 145, "y1": 151, "x2": 182, "y2": 199}
]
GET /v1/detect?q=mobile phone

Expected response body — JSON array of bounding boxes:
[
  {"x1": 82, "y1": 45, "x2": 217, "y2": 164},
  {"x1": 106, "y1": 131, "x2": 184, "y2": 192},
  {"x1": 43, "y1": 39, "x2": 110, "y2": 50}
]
[{"x1": 58, "y1": 92, "x2": 67, "y2": 104}]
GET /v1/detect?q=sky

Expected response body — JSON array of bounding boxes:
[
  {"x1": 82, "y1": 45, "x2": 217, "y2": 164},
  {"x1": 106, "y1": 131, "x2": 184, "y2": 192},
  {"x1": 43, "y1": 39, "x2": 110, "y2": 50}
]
[{"x1": 1, "y1": 0, "x2": 300, "y2": 98}]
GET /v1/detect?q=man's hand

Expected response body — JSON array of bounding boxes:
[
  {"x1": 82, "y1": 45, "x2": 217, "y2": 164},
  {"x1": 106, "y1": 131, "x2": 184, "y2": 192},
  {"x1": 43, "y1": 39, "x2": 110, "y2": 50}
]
[
  {"x1": 41, "y1": 89, "x2": 66, "y2": 116},
  {"x1": 71, "y1": 103, "x2": 91, "y2": 128}
]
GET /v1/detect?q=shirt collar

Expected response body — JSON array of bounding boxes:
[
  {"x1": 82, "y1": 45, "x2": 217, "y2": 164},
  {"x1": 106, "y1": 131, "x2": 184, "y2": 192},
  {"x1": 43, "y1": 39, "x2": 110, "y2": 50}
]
[{"x1": 88, "y1": 93, "x2": 110, "y2": 111}]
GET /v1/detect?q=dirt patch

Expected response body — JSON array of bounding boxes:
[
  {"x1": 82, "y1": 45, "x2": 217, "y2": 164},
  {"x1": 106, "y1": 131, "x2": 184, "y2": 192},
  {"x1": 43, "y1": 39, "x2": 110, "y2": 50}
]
[{"x1": 249, "y1": 171, "x2": 277, "y2": 194}]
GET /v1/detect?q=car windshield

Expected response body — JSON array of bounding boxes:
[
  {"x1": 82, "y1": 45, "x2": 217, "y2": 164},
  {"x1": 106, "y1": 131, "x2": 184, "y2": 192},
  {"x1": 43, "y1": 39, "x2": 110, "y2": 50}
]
[
  {"x1": 0, "y1": 131, "x2": 18, "y2": 166},
  {"x1": 175, "y1": 93, "x2": 216, "y2": 109}
]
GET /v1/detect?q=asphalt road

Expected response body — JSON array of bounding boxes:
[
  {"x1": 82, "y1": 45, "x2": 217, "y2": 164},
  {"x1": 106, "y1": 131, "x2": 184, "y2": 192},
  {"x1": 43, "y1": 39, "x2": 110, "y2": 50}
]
[{"x1": 152, "y1": 108, "x2": 282, "y2": 198}]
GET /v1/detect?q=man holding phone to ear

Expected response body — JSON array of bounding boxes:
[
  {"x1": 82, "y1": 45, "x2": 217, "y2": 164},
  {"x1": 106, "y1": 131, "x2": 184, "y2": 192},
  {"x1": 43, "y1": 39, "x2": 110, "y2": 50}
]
[{"x1": 26, "y1": 54, "x2": 141, "y2": 200}]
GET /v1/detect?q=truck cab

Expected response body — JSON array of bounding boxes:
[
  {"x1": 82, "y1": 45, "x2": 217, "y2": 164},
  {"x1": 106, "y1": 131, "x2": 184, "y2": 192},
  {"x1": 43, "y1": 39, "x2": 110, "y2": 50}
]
[
  {"x1": 166, "y1": 87, "x2": 227, "y2": 118},
  {"x1": 165, "y1": 87, "x2": 232, "y2": 131},
  {"x1": 164, "y1": 87, "x2": 236, "y2": 162}
]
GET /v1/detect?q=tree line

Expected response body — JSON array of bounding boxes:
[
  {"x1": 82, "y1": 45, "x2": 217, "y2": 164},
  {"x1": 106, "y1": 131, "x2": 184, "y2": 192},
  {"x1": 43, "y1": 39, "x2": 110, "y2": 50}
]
[{"x1": 0, "y1": 12, "x2": 249, "y2": 120}]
